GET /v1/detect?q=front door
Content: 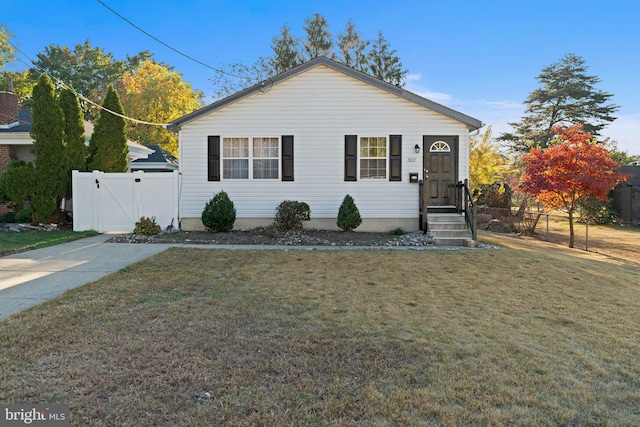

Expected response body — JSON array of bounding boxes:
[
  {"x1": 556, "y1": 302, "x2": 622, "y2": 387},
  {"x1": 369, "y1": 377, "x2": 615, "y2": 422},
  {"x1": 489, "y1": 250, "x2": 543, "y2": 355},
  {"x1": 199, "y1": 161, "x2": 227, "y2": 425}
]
[{"x1": 423, "y1": 136, "x2": 458, "y2": 207}]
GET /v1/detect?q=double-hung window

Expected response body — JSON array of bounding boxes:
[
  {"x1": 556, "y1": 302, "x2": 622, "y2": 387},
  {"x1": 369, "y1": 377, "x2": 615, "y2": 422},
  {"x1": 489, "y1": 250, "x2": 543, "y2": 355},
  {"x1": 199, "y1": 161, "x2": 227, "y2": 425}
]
[
  {"x1": 252, "y1": 137, "x2": 279, "y2": 179},
  {"x1": 344, "y1": 134, "x2": 401, "y2": 182},
  {"x1": 222, "y1": 137, "x2": 279, "y2": 180},
  {"x1": 208, "y1": 135, "x2": 293, "y2": 182},
  {"x1": 223, "y1": 137, "x2": 249, "y2": 179},
  {"x1": 360, "y1": 136, "x2": 387, "y2": 179}
]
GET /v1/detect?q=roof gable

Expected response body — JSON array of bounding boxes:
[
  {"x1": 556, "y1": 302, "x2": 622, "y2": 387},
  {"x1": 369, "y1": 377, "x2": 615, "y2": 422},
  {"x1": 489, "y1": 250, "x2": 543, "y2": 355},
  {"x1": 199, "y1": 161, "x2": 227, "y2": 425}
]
[{"x1": 168, "y1": 57, "x2": 482, "y2": 131}]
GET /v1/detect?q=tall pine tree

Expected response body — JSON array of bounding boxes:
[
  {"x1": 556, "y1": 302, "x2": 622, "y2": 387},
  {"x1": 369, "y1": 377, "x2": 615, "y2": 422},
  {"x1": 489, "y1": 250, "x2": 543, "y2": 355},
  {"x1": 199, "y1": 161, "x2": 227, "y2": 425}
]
[
  {"x1": 269, "y1": 25, "x2": 303, "y2": 74},
  {"x1": 30, "y1": 73, "x2": 67, "y2": 223},
  {"x1": 303, "y1": 14, "x2": 333, "y2": 59},
  {"x1": 211, "y1": 15, "x2": 410, "y2": 95},
  {"x1": 500, "y1": 53, "x2": 618, "y2": 153},
  {"x1": 367, "y1": 31, "x2": 407, "y2": 87},
  {"x1": 88, "y1": 84, "x2": 128, "y2": 172},
  {"x1": 337, "y1": 20, "x2": 369, "y2": 72}
]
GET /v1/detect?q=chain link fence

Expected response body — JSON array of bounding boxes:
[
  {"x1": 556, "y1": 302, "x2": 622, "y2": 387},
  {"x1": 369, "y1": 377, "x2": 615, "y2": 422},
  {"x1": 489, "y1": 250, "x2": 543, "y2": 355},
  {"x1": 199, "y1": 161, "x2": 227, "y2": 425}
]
[{"x1": 476, "y1": 206, "x2": 639, "y2": 260}]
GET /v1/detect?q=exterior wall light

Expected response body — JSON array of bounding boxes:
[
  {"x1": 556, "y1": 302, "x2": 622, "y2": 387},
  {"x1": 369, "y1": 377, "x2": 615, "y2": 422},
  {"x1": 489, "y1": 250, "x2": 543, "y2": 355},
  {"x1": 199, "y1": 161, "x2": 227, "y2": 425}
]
[{"x1": 414, "y1": 144, "x2": 421, "y2": 153}]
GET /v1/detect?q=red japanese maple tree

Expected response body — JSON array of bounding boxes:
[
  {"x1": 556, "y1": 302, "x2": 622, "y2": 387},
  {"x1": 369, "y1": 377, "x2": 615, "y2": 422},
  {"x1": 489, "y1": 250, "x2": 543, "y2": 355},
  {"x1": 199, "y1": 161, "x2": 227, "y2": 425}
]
[{"x1": 521, "y1": 124, "x2": 625, "y2": 248}]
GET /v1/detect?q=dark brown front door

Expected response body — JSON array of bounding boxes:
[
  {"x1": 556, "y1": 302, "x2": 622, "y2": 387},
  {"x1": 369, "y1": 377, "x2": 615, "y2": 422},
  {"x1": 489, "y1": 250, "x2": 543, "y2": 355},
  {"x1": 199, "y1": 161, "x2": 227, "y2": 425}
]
[{"x1": 423, "y1": 136, "x2": 458, "y2": 207}]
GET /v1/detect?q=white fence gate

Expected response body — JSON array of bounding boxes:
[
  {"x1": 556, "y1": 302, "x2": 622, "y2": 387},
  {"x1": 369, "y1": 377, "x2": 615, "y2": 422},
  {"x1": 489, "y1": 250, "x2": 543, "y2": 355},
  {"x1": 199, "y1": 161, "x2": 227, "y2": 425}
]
[{"x1": 72, "y1": 170, "x2": 180, "y2": 233}]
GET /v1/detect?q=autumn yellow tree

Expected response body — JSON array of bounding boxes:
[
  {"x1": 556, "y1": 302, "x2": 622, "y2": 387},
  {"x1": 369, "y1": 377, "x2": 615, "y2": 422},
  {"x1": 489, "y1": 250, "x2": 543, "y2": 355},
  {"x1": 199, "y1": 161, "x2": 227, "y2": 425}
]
[
  {"x1": 469, "y1": 126, "x2": 507, "y2": 191},
  {"x1": 117, "y1": 60, "x2": 202, "y2": 156}
]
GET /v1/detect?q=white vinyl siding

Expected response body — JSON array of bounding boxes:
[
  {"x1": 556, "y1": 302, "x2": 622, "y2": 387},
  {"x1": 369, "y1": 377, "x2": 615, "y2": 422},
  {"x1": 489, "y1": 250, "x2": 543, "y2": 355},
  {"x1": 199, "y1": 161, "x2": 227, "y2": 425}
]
[{"x1": 179, "y1": 64, "x2": 470, "y2": 222}]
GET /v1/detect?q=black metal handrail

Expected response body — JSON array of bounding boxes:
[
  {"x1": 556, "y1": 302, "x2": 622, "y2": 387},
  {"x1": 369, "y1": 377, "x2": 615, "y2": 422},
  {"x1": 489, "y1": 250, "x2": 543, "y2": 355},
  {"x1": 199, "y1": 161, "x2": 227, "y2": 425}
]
[{"x1": 457, "y1": 179, "x2": 477, "y2": 241}]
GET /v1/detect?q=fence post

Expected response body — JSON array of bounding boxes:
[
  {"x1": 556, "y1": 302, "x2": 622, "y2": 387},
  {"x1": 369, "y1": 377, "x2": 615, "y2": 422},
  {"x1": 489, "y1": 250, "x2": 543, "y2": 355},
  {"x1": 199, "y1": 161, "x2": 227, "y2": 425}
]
[
  {"x1": 546, "y1": 214, "x2": 549, "y2": 241},
  {"x1": 585, "y1": 219, "x2": 589, "y2": 251}
]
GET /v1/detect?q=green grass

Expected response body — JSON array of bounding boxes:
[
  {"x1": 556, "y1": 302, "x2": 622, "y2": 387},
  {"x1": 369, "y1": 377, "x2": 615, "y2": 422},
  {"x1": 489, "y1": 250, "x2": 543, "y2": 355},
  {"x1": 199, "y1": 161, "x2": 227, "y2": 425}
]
[
  {"x1": 1, "y1": 241, "x2": 639, "y2": 425},
  {"x1": 0, "y1": 230, "x2": 98, "y2": 256}
]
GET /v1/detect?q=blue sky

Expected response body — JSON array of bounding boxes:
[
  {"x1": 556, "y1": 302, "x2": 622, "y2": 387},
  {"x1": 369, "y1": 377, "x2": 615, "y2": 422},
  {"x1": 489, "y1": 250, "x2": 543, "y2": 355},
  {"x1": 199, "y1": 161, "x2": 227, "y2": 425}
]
[{"x1": 4, "y1": 0, "x2": 639, "y2": 154}]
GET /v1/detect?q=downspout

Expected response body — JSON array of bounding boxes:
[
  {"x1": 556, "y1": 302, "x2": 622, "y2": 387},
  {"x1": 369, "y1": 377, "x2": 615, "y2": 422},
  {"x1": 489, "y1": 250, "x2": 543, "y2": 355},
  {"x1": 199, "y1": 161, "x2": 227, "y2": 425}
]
[{"x1": 165, "y1": 123, "x2": 183, "y2": 230}]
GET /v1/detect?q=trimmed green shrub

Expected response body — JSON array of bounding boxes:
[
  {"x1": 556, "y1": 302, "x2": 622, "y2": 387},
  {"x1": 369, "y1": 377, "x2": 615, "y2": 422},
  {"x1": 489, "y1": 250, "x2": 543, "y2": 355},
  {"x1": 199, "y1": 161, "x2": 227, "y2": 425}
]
[
  {"x1": 0, "y1": 211, "x2": 16, "y2": 223},
  {"x1": 133, "y1": 216, "x2": 162, "y2": 235},
  {"x1": 15, "y1": 205, "x2": 31, "y2": 223},
  {"x1": 0, "y1": 160, "x2": 36, "y2": 206},
  {"x1": 274, "y1": 200, "x2": 310, "y2": 232},
  {"x1": 577, "y1": 196, "x2": 619, "y2": 224},
  {"x1": 201, "y1": 190, "x2": 236, "y2": 232},
  {"x1": 337, "y1": 194, "x2": 362, "y2": 231},
  {"x1": 390, "y1": 227, "x2": 406, "y2": 236}
]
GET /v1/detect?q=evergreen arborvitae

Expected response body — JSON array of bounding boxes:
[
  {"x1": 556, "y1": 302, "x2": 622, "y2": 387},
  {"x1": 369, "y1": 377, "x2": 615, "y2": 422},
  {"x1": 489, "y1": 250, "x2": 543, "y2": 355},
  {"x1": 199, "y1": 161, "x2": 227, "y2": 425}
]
[
  {"x1": 59, "y1": 87, "x2": 87, "y2": 198},
  {"x1": 30, "y1": 73, "x2": 67, "y2": 223},
  {"x1": 60, "y1": 87, "x2": 87, "y2": 172},
  {"x1": 337, "y1": 194, "x2": 362, "y2": 231},
  {"x1": 201, "y1": 190, "x2": 236, "y2": 232},
  {"x1": 88, "y1": 84, "x2": 128, "y2": 172}
]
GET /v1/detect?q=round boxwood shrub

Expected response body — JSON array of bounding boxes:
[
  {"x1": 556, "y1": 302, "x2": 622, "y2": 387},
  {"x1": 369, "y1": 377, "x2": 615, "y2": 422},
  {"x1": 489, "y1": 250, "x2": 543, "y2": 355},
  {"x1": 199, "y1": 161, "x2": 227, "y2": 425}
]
[
  {"x1": 274, "y1": 200, "x2": 310, "y2": 232},
  {"x1": 337, "y1": 194, "x2": 362, "y2": 231},
  {"x1": 202, "y1": 190, "x2": 236, "y2": 232}
]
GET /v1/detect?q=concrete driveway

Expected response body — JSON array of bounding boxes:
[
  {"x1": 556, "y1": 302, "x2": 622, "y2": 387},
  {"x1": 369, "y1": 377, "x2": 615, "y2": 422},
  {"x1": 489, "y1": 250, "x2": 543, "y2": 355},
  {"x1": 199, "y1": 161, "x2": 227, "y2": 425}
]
[{"x1": 0, "y1": 234, "x2": 173, "y2": 321}]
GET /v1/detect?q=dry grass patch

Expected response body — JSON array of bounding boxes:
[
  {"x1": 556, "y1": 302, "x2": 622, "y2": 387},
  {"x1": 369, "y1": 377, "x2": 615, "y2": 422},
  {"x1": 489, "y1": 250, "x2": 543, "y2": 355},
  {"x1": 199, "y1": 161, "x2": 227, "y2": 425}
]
[
  {"x1": 532, "y1": 213, "x2": 640, "y2": 263},
  {"x1": 1, "y1": 247, "x2": 639, "y2": 425}
]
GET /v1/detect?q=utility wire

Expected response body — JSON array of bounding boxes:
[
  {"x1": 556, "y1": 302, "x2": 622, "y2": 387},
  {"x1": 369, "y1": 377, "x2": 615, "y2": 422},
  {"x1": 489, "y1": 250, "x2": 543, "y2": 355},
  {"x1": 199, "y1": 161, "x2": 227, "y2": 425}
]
[
  {"x1": 8, "y1": 42, "x2": 169, "y2": 127},
  {"x1": 95, "y1": 0, "x2": 251, "y2": 80}
]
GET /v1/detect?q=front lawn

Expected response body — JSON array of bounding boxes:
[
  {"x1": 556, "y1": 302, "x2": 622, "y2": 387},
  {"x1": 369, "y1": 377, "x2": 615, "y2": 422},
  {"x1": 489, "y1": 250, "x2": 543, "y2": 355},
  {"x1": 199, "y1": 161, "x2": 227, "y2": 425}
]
[
  {"x1": 1, "y1": 240, "x2": 639, "y2": 425},
  {"x1": 0, "y1": 229, "x2": 98, "y2": 256}
]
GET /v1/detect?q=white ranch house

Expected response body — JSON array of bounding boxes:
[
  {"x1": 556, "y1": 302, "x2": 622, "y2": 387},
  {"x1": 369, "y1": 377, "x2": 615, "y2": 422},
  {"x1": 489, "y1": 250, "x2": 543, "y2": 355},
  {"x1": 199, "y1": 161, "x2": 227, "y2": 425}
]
[{"x1": 169, "y1": 57, "x2": 482, "y2": 237}]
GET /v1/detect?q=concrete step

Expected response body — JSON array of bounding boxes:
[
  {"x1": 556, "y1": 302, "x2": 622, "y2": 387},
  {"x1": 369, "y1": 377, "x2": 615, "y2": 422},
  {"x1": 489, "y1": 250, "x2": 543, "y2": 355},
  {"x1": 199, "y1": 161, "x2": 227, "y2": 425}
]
[
  {"x1": 431, "y1": 237, "x2": 474, "y2": 246},
  {"x1": 427, "y1": 213, "x2": 472, "y2": 246},
  {"x1": 426, "y1": 213, "x2": 466, "y2": 222},
  {"x1": 428, "y1": 222, "x2": 468, "y2": 231},
  {"x1": 430, "y1": 229, "x2": 470, "y2": 238}
]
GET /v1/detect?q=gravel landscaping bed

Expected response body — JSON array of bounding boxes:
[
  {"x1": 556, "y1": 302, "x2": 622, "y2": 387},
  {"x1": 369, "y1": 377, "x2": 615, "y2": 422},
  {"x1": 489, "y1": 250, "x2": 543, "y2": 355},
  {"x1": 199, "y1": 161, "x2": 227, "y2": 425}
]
[{"x1": 108, "y1": 227, "x2": 435, "y2": 247}]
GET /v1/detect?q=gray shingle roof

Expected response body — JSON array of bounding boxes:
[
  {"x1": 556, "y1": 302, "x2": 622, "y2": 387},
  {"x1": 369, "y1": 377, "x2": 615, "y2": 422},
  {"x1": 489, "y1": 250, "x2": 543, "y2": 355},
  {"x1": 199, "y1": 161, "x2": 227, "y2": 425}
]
[
  {"x1": 0, "y1": 110, "x2": 32, "y2": 133},
  {"x1": 167, "y1": 57, "x2": 483, "y2": 132}
]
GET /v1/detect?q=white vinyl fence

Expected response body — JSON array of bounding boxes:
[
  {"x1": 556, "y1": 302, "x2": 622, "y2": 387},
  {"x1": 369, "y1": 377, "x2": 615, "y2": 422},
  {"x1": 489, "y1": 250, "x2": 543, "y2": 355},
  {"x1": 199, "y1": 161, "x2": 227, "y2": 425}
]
[{"x1": 72, "y1": 170, "x2": 179, "y2": 233}]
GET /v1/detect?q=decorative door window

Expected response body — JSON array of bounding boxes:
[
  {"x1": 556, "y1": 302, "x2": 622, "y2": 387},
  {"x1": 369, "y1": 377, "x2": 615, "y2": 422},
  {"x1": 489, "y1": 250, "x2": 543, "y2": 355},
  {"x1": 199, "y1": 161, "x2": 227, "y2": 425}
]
[{"x1": 429, "y1": 141, "x2": 451, "y2": 152}]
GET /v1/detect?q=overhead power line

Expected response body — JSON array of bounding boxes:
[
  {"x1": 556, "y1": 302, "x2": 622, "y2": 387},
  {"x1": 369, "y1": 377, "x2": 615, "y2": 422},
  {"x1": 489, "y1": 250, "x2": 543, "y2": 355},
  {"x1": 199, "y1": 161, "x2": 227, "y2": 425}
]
[
  {"x1": 8, "y1": 42, "x2": 169, "y2": 127},
  {"x1": 95, "y1": 0, "x2": 251, "y2": 80}
]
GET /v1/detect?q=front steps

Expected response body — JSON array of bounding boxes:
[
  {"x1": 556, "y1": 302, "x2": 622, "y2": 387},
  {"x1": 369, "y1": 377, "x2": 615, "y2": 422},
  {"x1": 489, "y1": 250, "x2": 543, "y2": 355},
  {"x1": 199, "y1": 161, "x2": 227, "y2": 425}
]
[{"x1": 427, "y1": 213, "x2": 474, "y2": 246}]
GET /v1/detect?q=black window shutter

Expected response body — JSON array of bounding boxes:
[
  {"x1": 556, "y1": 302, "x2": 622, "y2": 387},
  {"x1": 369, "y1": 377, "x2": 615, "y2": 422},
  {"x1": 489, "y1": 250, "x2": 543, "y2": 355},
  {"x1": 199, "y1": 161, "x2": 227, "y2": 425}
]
[
  {"x1": 207, "y1": 135, "x2": 220, "y2": 181},
  {"x1": 344, "y1": 135, "x2": 357, "y2": 181},
  {"x1": 281, "y1": 135, "x2": 294, "y2": 181},
  {"x1": 389, "y1": 134, "x2": 402, "y2": 181}
]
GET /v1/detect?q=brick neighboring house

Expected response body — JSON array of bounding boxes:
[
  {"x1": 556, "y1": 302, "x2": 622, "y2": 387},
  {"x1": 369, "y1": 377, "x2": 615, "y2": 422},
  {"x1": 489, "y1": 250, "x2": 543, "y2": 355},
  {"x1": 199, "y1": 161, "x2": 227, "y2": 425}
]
[
  {"x1": 0, "y1": 90, "x2": 161, "y2": 218},
  {"x1": 0, "y1": 91, "x2": 33, "y2": 216}
]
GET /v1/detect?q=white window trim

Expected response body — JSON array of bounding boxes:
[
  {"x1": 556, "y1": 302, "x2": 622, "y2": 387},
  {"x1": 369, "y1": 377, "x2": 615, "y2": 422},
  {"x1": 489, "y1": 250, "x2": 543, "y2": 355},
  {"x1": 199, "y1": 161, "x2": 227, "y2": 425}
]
[
  {"x1": 358, "y1": 136, "x2": 388, "y2": 180},
  {"x1": 222, "y1": 136, "x2": 281, "y2": 180}
]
